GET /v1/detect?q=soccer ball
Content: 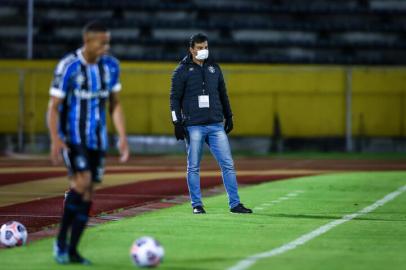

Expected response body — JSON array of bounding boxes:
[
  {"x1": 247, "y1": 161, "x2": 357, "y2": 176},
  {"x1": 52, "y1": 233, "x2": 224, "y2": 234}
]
[
  {"x1": 0, "y1": 221, "x2": 28, "y2": 247},
  {"x1": 130, "y1": 236, "x2": 164, "y2": 268}
]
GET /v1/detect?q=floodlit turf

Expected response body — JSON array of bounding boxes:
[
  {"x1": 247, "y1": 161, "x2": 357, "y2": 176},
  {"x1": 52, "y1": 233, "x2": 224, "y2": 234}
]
[{"x1": 1, "y1": 172, "x2": 406, "y2": 270}]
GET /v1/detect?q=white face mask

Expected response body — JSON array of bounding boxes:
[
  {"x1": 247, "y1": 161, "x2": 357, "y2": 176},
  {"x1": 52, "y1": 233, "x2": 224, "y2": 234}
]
[{"x1": 195, "y1": 49, "x2": 209, "y2": 60}]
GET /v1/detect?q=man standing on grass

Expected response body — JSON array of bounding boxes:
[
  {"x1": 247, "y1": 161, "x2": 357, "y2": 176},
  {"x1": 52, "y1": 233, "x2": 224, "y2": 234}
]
[
  {"x1": 170, "y1": 33, "x2": 252, "y2": 215},
  {"x1": 47, "y1": 21, "x2": 129, "y2": 265}
]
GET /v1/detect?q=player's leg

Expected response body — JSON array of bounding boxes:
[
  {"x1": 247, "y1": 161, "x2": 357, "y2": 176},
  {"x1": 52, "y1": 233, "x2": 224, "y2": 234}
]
[
  {"x1": 55, "y1": 149, "x2": 74, "y2": 252},
  {"x1": 86, "y1": 149, "x2": 105, "y2": 216},
  {"x1": 54, "y1": 145, "x2": 92, "y2": 264},
  {"x1": 67, "y1": 170, "x2": 92, "y2": 265},
  {"x1": 185, "y1": 125, "x2": 206, "y2": 213},
  {"x1": 54, "y1": 187, "x2": 80, "y2": 264},
  {"x1": 54, "y1": 147, "x2": 89, "y2": 264},
  {"x1": 68, "y1": 149, "x2": 105, "y2": 264}
]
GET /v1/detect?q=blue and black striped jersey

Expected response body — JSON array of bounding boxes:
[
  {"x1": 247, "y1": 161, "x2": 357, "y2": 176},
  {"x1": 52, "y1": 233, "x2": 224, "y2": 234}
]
[{"x1": 50, "y1": 48, "x2": 121, "y2": 151}]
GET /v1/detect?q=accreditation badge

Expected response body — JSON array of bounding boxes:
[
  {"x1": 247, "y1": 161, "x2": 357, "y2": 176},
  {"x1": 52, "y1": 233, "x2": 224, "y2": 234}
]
[{"x1": 198, "y1": 95, "x2": 210, "y2": 108}]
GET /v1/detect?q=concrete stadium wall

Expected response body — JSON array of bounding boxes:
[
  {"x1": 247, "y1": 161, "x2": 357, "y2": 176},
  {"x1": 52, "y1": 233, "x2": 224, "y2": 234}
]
[{"x1": 0, "y1": 60, "x2": 405, "y2": 137}]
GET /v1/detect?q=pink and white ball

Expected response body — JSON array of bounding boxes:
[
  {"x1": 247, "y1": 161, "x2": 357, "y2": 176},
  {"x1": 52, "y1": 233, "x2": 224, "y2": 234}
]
[
  {"x1": 0, "y1": 221, "x2": 28, "y2": 247},
  {"x1": 130, "y1": 236, "x2": 164, "y2": 268}
]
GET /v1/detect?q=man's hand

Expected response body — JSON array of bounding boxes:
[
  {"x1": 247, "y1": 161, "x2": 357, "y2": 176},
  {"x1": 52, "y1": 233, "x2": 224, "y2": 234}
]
[
  {"x1": 224, "y1": 117, "x2": 233, "y2": 134},
  {"x1": 117, "y1": 137, "x2": 129, "y2": 163},
  {"x1": 50, "y1": 138, "x2": 68, "y2": 165},
  {"x1": 174, "y1": 123, "x2": 185, "y2": 140}
]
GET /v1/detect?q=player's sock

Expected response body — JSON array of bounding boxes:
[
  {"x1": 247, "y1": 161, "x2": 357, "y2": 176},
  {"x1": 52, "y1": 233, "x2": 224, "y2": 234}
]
[
  {"x1": 69, "y1": 200, "x2": 91, "y2": 256},
  {"x1": 56, "y1": 189, "x2": 82, "y2": 250}
]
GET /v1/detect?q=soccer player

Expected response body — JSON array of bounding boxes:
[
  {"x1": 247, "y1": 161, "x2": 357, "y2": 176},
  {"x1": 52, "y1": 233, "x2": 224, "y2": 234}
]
[
  {"x1": 170, "y1": 33, "x2": 252, "y2": 214},
  {"x1": 47, "y1": 21, "x2": 129, "y2": 264}
]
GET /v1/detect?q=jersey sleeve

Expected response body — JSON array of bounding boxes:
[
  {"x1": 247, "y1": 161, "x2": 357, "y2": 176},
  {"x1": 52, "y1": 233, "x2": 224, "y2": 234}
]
[
  {"x1": 49, "y1": 56, "x2": 75, "y2": 99},
  {"x1": 109, "y1": 58, "x2": 121, "y2": 93}
]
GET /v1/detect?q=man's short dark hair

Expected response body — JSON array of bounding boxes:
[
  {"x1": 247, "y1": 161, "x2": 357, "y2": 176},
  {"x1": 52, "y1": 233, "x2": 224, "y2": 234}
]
[
  {"x1": 189, "y1": 33, "x2": 208, "y2": 48},
  {"x1": 83, "y1": 21, "x2": 108, "y2": 34}
]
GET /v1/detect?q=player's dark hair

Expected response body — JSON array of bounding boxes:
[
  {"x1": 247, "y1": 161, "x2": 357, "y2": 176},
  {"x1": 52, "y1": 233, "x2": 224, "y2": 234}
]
[
  {"x1": 189, "y1": 33, "x2": 208, "y2": 48},
  {"x1": 82, "y1": 21, "x2": 108, "y2": 34}
]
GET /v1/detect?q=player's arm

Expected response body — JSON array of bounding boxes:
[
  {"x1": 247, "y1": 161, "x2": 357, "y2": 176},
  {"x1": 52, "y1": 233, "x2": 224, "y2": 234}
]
[
  {"x1": 47, "y1": 96, "x2": 68, "y2": 164},
  {"x1": 48, "y1": 57, "x2": 71, "y2": 165},
  {"x1": 109, "y1": 92, "x2": 129, "y2": 162}
]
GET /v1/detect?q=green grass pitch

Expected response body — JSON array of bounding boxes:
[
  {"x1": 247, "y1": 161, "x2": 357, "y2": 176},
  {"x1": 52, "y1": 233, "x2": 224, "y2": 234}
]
[{"x1": 1, "y1": 172, "x2": 406, "y2": 270}]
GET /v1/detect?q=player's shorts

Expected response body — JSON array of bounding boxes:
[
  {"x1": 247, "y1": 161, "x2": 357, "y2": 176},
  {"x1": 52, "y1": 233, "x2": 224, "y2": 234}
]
[{"x1": 62, "y1": 144, "x2": 106, "y2": 183}]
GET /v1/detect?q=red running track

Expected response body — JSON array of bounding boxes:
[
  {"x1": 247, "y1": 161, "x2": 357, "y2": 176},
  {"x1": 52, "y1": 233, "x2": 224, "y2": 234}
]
[{"x1": 0, "y1": 174, "x2": 309, "y2": 232}]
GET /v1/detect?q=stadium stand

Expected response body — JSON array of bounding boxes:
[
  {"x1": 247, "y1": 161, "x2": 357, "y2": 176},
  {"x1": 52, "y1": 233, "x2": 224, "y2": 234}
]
[{"x1": 0, "y1": 0, "x2": 405, "y2": 64}]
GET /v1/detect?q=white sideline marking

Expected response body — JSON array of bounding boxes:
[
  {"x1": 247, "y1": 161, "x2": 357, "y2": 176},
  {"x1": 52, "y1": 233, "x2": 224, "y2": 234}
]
[
  {"x1": 228, "y1": 185, "x2": 406, "y2": 270},
  {"x1": 254, "y1": 190, "x2": 305, "y2": 212}
]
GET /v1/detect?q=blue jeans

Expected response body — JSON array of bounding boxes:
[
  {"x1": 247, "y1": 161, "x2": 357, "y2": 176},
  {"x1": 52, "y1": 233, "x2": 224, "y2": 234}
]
[{"x1": 185, "y1": 123, "x2": 240, "y2": 208}]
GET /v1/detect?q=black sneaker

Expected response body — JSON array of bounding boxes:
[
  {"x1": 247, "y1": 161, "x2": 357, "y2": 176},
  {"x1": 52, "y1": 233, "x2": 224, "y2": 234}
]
[
  {"x1": 69, "y1": 253, "x2": 92, "y2": 265},
  {"x1": 230, "y1": 203, "x2": 253, "y2": 214},
  {"x1": 193, "y1": 205, "x2": 206, "y2": 214}
]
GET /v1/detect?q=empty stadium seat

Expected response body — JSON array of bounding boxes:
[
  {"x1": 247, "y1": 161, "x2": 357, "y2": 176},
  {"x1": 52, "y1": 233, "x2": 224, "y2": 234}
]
[{"x1": 0, "y1": 0, "x2": 405, "y2": 64}]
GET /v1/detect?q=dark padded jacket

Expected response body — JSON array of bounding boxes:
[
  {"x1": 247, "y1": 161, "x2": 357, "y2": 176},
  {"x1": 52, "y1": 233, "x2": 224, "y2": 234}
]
[{"x1": 170, "y1": 54, "x2": 233, "y2": 127}]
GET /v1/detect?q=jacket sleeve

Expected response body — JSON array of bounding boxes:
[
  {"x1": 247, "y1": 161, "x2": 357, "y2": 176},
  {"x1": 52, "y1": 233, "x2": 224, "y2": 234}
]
[
  {"x1": 170, "y1": 65, "x2": 186, "y2": 124},
  {"x1": 218, "y1": 66, "x2": 233, "y2": 119}
]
